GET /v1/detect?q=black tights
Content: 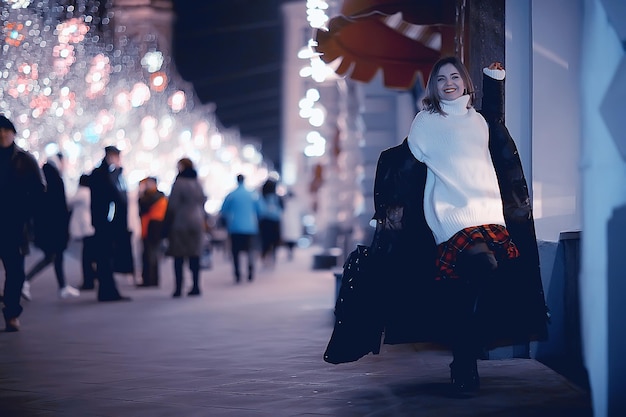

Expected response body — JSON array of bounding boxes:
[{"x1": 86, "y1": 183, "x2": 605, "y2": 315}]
[
  {"x1": 173, "y1": 256, "x2": 200, "y2": 295},
  {"x1": 450, "y1": 248, "x2": 498, "y2": 370},
  {"x1": 25, "y1": 251, "x2": 66, "y2": 289}
]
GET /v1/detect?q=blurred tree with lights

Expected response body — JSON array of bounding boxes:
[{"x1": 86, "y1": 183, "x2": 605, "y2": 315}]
[{"x1": 0, "y1": 0, "x2": 268, "y2": 211}]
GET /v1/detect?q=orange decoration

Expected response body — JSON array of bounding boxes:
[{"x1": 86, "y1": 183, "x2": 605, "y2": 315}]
[{"x1": 5, "y1": 22, "x2": 25, "y2": 47}]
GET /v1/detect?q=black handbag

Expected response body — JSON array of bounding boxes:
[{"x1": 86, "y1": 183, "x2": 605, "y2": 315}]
[{"x1": 323, "y1": 245, "x2": 383, "y2": 364}]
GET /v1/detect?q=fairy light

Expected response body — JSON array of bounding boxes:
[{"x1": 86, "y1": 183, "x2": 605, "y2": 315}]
[
  {"x1": 298, "y1": 1, "x2": 334, "y2": 158},
  {"x1": 0, "y1": 1, "x2": 267, "y2": 201}
]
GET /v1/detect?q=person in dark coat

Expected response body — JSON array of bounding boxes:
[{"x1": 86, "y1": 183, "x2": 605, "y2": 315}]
[
  {"x1": 0, "y1": 115, "x2": 46, "y2": 331},
  {"x1": 89, "y1": 145, "x2": 131, "y2": 302},
  {"x1": 163, "y1": 158, "x2": 207, "y2": 297},
  {"x1": 258, "y1": 178, "x2": 283, "y2": 269},
  {"x1": 21, "y1": 153, "x2": 80, "y2": 300},
  {"x1": 324, "y1": 59, "x2": 549, "y2": 395}
]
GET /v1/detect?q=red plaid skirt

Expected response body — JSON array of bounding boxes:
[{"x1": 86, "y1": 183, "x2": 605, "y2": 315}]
[{"x1": 434, "y1": 224, "x2": 519, "y2": 280}]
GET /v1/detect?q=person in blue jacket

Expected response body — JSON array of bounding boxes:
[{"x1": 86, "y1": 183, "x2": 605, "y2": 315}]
[{"x1": 220, "y1": 174, "x2": 261, "y2": 283}]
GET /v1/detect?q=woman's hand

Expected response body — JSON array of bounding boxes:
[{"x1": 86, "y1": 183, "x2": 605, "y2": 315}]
[{"x1": 488, "y1": 61, "x2": 504, "y2": 70}]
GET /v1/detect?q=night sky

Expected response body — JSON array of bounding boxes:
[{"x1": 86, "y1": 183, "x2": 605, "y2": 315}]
[{"x1": 171, "y1": 0, "x2": 290, "y2": 169}]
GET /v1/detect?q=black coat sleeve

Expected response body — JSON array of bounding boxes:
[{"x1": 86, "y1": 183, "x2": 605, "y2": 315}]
[
  {"x1": 481, "y1": 74, "x2": 538, "y2": 266},
  {"x1": 481, "y1": 72, "x2": 550, "y2": 343}
]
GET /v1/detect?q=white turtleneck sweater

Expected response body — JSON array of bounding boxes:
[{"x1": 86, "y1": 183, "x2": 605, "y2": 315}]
[{"x1": 407, "y1": 93, "x2": 505, "y2": 245}]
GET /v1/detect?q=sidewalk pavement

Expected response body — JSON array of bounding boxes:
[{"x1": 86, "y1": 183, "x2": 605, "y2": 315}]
[{"x1": 0, "y1": 245, "x2": 592, "y2": 416}]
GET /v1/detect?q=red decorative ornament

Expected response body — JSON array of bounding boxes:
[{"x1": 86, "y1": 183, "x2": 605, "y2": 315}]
[
  {"x1": 149, "y1": 72, "x2": 168, "y2": 92},
  {"x1": 4, "y1": 22, "x2": 25, "y2": 47}
]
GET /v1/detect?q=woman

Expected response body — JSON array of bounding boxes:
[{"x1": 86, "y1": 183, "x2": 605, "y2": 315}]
[
  {"x1": 324, "y1": 57, "x2": 549, "y2": 395},
  {"x1": 67, "y1": 174, "x2": 97, "y2": 290},
  {"x1": 22, "y1": 153, "x2": 80, "y2": 300},
  {"x1": 163, "y1": 158, "x2": 207, "y2": 297}
]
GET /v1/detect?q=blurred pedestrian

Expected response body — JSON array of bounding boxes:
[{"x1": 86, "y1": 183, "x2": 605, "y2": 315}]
[
  {"x1": 257, "y1": 178, "x2": 283, "y2": 269},
  {"x1": 280, "y1": 189, "x2": 302, "y2": 261},
  {"x1": 67, "y1": 174, "x2": 97, "y2": 290},
  {"x1": 22, "y1": 152, "x2": 80, "y2": 300},
  {"x1": 163, "y1": 158, "x2": 206, "y2": 297},
  {"x1": 220, "y1": 174, "x2": 260, "y2": 283},
  {"x1": 138, "y1": 176, "x2": 167, "y2": 287},
  {"x1": 0, "y1": 115, "x2": 46, "y2": 331},
  {"x1": 89, "y1": 145, "x2": 131, "y2": 302}
]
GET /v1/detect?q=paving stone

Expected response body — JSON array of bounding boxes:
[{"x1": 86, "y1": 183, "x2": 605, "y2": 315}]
[{"x1": 0, "y1": 246, "x2": 592, "y2": 416}]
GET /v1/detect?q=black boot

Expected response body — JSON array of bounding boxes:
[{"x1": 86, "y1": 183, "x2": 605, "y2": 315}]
[
  {"x1": 450, "y1": 359, "x2": 480, "y2": 395},
  {"x1": 187, "y1": 275, "x2": 200, "y2": 296},
  {"x1": 447, "y1": 249, "x2": 497, "y2": 395}
]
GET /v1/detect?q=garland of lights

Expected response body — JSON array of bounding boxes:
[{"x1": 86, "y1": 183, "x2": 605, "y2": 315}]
[{"x1": 0, "y1": 0, "x2": 267, "y2": 211}]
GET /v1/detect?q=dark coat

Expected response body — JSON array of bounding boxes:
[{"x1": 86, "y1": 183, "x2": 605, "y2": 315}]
[
  {"x1": 89, "y1": 159, "x2": 133, "y2": 273},
  {"x1": 0, "y1": 143, "x2": 46, "y2": 255},
  {"x1": 325, "y1": 74, "x2": 549, "y2": 364},
  {"x1": 89, "y1": 159, "x2": 128, "y2": 234},
  {"x1": 163, "y1": 168, "x2": 207, "y2": 257},
  {"x1": 32, "y1": 162, "x2": 70, "y2": 253}
]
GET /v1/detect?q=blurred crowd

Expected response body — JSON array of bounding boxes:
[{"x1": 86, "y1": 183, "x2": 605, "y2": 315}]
[{"x1": 0, "y1": 114, "x2": 304, "y2": 332}]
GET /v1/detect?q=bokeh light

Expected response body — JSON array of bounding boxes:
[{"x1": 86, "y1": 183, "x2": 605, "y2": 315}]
[{"x1": 0, "y1": 1, "x2": 267, "y2": 204}]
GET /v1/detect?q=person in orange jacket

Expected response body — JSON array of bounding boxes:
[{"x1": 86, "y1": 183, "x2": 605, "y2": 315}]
[{"x1": 137, "y1": 177, "x2": 167, "y2": 287}]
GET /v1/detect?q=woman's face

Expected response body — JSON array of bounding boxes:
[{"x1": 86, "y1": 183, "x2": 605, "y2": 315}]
[{"x1": 436, "y1": 63, "x2": 466, "y2": 101}]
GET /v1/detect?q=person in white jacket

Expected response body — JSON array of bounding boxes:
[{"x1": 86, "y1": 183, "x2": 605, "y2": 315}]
[
  {"x1": 67, "y1": 174, "x2": 97, "y2": 290},
  {"x1": 280, "y1": 189, "x2": 302, "y2": 261}
]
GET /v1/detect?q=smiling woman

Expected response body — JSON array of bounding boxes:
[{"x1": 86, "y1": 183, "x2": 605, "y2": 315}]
[
  {"x1": 436, "y1": 64, "x2": 466, "y2": 101},
  {"x1": 171, "y1": 0, "x2": 290, "y2": 168},
  {"x1": 324, "y1": 55, "x2": 549, "y2": 396},
  {"x1": 422, "y1": 57, "x2": 475, "y2": 115}
]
